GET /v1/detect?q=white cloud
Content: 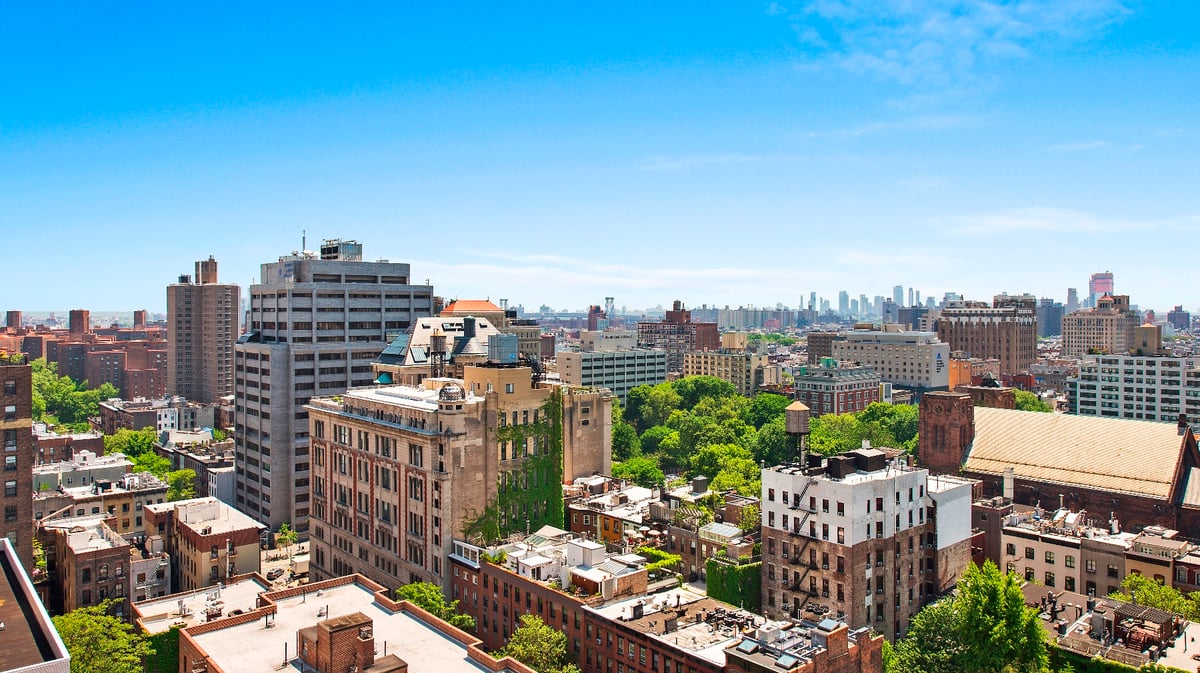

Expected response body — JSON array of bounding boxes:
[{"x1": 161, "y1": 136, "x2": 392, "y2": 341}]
[
  {"x1": 938, "y1": 207, "x2": 1200, "y2": 236},
  {"x1": 777, "y1": 0, "x2": 1131, "y2": 89}
]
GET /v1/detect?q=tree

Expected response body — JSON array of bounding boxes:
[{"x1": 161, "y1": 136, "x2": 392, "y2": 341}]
[
  {"x1": 1014, "y1": 389, "x2": 1053, "y2": 413},
  {"x1": 639, "y1": 425, "x2": 676, "y2": 455},
  {"x1": 611, "y1": 422, "x2": 641, "y2": 462},
  {"x1": 53, "y1": 600, "x2": 155, "y2": 673},
  {"x1": 689, "y1": 443, "x2": 752, "y2": 479},
  {"x1": 104, "y1": 427, "x2": 158, "y2": 458},
  {"x1": 166, "y1": 469, "x2": 196, "y2": 501},
  {"x1": 397, "y1": 581, "x2": 476, "y2": 630},
  {"x1": 672, "y1": 376, "x2": 737, "y2": 410},
  {"x1": 613, "y1": 455, "x2": 665, "y2": 488},
  {"x1": 495, "y1": 614, "x2": 580, "y2": 673},
  {"x1": 710, "y1": 457, "x2": 761, "y2": 497},
  {"x1": 642, "y1": 383, "x2": 683, "y2": 428},
  {"x1": 211, "y1": 428, "x2": 227, "y2": 442},
  {"x1": 751, "y1": 417, "x2": 792, "y2": 466},
  {"x1": 737, "y1": 504, "x2": 760, "y2": 534},
  {"x1": 889, "y1": 561, "x2": 1046, "y2": 673},
  {"x1": 744, "y1": 392, "x2": 791, "y2": 429},
  {"x1": 276, "y1": 523, "x2": 298, "y2": 555},
  {"x1": 132, "y1": 452, "x2": 171, "y2": 478},
  {"x1": 1109, "y1": 573, "x2": 1200, "y2": 620}
]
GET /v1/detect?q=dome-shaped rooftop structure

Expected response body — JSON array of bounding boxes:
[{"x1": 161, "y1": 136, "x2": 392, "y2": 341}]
[{"x1": 439, "y1": 382, "x2": 465, "y2": 402}]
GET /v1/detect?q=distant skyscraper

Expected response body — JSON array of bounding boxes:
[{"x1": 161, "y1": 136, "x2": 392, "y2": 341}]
[
  {"x1": 167, "y1": 256, "x2": 240, "y2": 403},
  {"x1": 809, "y1": 292, "x2": 817, "y2": 311},
  {"x1": 908, "y1": 287, "x2": 915, "y2": 307},
  {"x1": 914, "y1": 290, "x2": 921, "y2": 307},
  {"x1": 859, "y1": 294, "x2": 869, "y2": 317},
  {"x1": 1066, "y1": 288, "x2": 1079, "y2": 313},
  {"x1": 838, "y1": 290, "x2": 850, "y2": 316},
  {"x1": 1088, "y1": 271, "x2": 1114, "y2": 308},
  {"x1": 893, "y1": 285, "x2": 905, "y2": 307}
]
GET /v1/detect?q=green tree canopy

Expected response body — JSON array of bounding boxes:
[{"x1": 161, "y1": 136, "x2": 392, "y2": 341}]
[
  {"x1": 52, "y1": 600, "x2": 155, "y2": 673},
  {"x1": 612, "y1": 455, "x2": 665, "y2": 488},
  {"x1": 1013, "y1": 389, "x2": 1054, "y2": 412},
  {"x1": 751, "y1": 416, "x2": 792, "y2": 467},
  {"x1": 889, "y1": 561, "x2": 1046, "y2": 673},
  {"x1": 1109, "y1": 573, "x2": 1200, "y2": 620},
  {"x1": 30, "y1": 358, "x2": 118, "y2": 431},
  {"x1": 672, "y1": 375, "x2": 737, "y2": 410},
  {"x1": 639, "y1": 425, "x2": 676, "y2": 455},
  {"x1": 744, "y1": 392, "x2": 791, "y2": 429},
  {"x1": 689, "y1": 443, "x2": 752, "y2": 479},
  {"x1": 710, "y1": 457, "x2": 762, "y2": 497},
  {"x1": 611, "y1": 422, "x2": 641, "y2": 462},
  {"x1": 104, "y1": 427, "x2": 158, "y2": 458},
  {"x1": 495, "y1": 614, "x2": 580, "y2": 673},
  {"x1": 397, "y1": 581, "x2": 477, "y2": 630},
  {"x1": 166, "y1": 469, "x2": 196, "y2": 501}
]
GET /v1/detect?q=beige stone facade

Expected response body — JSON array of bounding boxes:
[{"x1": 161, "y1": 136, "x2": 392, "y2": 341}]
[{"x1": 306, "y1": 365, "x2": 611, "y2": 592}]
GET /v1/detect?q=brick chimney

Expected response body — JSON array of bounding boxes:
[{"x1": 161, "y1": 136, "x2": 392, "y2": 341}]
[{"x1": 300, "y1": 612, "x2": 376, "y2": 673}]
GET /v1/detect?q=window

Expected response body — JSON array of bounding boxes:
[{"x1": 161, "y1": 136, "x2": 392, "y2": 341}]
[
  {"x1": 1045, "y1": 551, "x2": 1055, "y2": 564},
  {"x1": 1107, "y1": 564, "x2": 1119, "y2": 579},
  {"x1": 1024, "y1": 547, "x2": 1035, "y2": 560},
  {"x1": 505, "y1": 383, "x2": 514, "y2": 394},
  {"x1": 3, "y1": 480, "x2": 15, "y2": 497},
  {"x1": 1025, "y1": 567, "x2": 1035, "y2": 581},
  {"x1": 1065, "y1": 555, "x2": 1075, "y2": 569},
  {"x1": 1045, "y1": 572, "x2": 1055, "y2": 587},
  {"x1": 409, "y1": 444, "x2": 424, "y2": 467},
  {"x1": 1086, "y1": 559, "x2": 1097, "y2": 573},
  {"x1": 1005, "y1": 543, "x2": 1016, "y2": 556}
]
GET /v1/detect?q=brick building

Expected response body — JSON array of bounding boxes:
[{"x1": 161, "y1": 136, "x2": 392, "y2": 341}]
[
  {"x1": 306, "y1": 365, "x2": 611, "y2": 592},
  {"x1": 143, "y1": 497, "x2": 264, "y2": 591},
  {"x1": 636, "y1": 300, "x2": 720, "y2": 373},
  {"x1": 1, "y1": 356, "x2": 33, "y2": 571},
  {"x1": 167, "y1": 256, "x2": 240, "y2": 403},
  {"x1": 791, "y1": 360, "x2": 880, "y2": 417},
  {"x1": 41, "y1": 515, "x2": 132, "y2": 618},
  {"x1": 759, "y1": 449, "x2": 975, "y2": 640},
  {"x1": 936, "y1": 295, "x2": 1037, "y2": 375},
  {"x1": 1061, "y1": 294, "x2": 1142, "y2": 358},
  {"x1": 919, "y1": 390, "x2": 1200, "y2": 533}
]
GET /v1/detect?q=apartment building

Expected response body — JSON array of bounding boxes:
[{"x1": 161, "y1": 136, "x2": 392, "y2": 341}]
[
  {"x1": 936, "y1": 295, "x2": 1037, "y2": 375},
  {"x1": 305, "y1": 364, "x2": 612, "y2": 591},
  {"x1": 97, "y1": 396, "x2": 220, "y2": 435},
  {"x1": 682, "y1": 349, "x2": 771, "y2": 396},
  {"x1": 143, "y1": 497, "x2": 264, "y2": 591},
  {"x1": 1069, "y1": 354, "x2": 1200, "y2": 422},
  {"x1": 167, "y1": 256, "x2": 240, "y2": 403},
  {"x1": 1061, "y1": 294, "x2": 1142, "y2": 358},
  {"x1": 556, "y1": 330, "x2": 668, "y2": 403},
  {"x1": 829, "y1": 329, "x2": 950, "y2": 393},
  {"x1": 0, "y1": 356, "x2": 33, "y2": 571},
  {"x1": 636, "y1": 300, "x2": 720, "y2": 372},
  {"x1": 760, "y1": 449, "x2": 975, "y2": 640},
  {"x1": 234, "y1": 241, "x2": 434, "y2": 533},
  {"x1": 35, "y1": 472, "x2": 168, "y2": 543},
  {"x1": 41, "y1": 515, "x2": 132, "y2": 617},
  {"x1": 792, "y1": 360, "x2": 881, "y2": 417}
]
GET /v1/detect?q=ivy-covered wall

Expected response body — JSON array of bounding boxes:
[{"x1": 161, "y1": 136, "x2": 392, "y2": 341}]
[
  {"x1": 146, "y1": 624, "x2": 181, "y2": 673},
  {"x1": 705, "y1": 559, "x2": 762, "y2": 613},
  {"x1": 1047, "y1": 647, "x2": 1189, "y2": 673},
  {"x1": 467, "y1": 390, "x2": 565, "y2": 542}
]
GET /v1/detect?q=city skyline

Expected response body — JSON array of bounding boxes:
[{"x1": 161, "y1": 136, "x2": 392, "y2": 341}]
[{"x1": 3, "y1": 4, "x2": 1198, "y2": 312}]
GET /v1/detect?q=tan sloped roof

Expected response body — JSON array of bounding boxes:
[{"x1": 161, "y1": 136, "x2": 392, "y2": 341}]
[{"x1": 964, "y1": 408, "x2": 1186, "y2": 499}]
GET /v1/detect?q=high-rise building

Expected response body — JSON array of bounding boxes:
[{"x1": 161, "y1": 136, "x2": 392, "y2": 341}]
[
  {"x1": 908, "y1": 287, "x2": 915, "y2": 308},
  {"x1": 1066, "y1": 288, "x2": 1080, "y2": 314},
  {"x1": 68, "y1": 309, "x2": 90, "y2": 335},
  {"x1": 1088, "y1": 271, "x2": 1115, "y2": 308},
  {"x1": 830, "y1": 328, "x2": 950, "y2": 392},
  {"x1": 234, "y1": 241, "x2": 434, "y2": 534},
  {"x1": 1061, "y1": 294, "x2": 1141, "y2": 357},
  {"x1": 557, "y1": 330, "x2": 667, "y2": 402},
  {"x1": 1168, "y1": 306, "x2": 1192, "y2": 332},
  {"x1": 936, "y1": 295, "x2": 1037, "y2": 375},
  {"x1": 1036, "y1": 298, "x2": 1064, "y2": 338},
  {"x1": 167, "y1": 256, "x2": 241, "y2": 403},
  {"x1": 893, "y1": 285, "x2": 904, "y2": 307},
  {"x1": 0, "y1": 356, "x2": 33, "y2": 571},
  {"x1": 1069, "y1": 352, "x2": 1199, "y2": 423},
  {"x1": 838, "y1": 290, "x2": 850, "y2": 317},
  {"x1": 635, "y1": 300, "x2": 719, "y2": 373}
]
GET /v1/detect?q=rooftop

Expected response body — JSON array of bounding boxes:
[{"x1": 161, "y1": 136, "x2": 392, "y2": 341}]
[
  {"x1": 589, "y1": 590, "x2": 764, "y2": 666},
  {"x1": 966, "y1": 407, "x2": 1190, "y2": 499},
  {"x1": 42, "y1": 515, "x2": 129, "y2": 553},
  {"x1": 0, "y1": 538, "x2": 70, "y2": 672},
  {"x1": 134, "y1": 575, "x2": 272, "y2": 634},
  {"x1": 187, "y1": 577, "x2": 522, "y2": 673},
  {"x1": 145, "y1": 497, "x2": 266, "y2": 536}
]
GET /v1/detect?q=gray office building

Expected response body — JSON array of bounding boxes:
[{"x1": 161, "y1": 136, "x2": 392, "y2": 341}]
[{"x1": 233, "y1": 240, "x2": 434, "y2": 534}]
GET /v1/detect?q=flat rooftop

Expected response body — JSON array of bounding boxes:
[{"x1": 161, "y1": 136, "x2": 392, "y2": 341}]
[
  {"x1": 589, "y1": 588, "x2": 763, "y2": 666},
  {"x1": 145, "y1": 497, "x2": 265, "y2": 535},
  {"x1": 134, "y1": 575, "x2": 271, "y2": 634},
  {"x1": 189, "y1": 580, "x2": 514, "y2": 673},
  {"x1": 0, "y1": 539, "x2": 70, "y2": 672}
]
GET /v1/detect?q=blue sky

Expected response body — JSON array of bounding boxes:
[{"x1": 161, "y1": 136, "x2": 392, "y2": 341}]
[{"x1": 2, "y1": 1, "x2": 1198, "y2": 315}]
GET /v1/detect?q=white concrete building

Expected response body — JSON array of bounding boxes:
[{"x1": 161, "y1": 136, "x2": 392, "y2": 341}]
[
  {"x1": 831, "y1": 330, "x2": 950, "y2": 392},
  {"x1": 1069, "y1": 354, "x2": 1200, "y2": 423}
]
